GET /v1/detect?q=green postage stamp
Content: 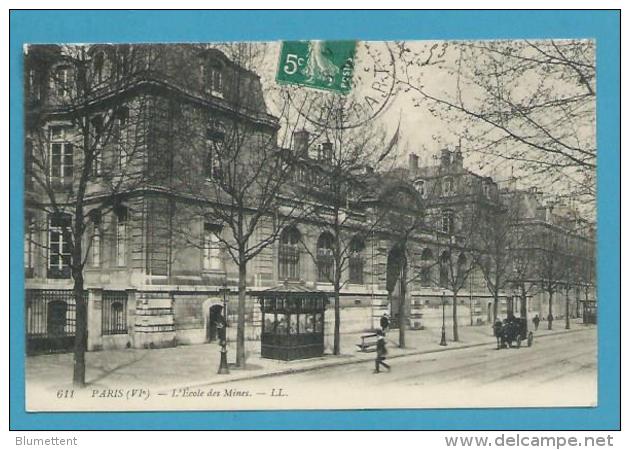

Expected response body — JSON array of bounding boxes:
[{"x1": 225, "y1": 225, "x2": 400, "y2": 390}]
[{"x1": 276, "y1": 40, "x2": 357, "y2": 94}]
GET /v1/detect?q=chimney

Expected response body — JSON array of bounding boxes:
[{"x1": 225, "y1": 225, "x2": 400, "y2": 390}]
[
  {"x1": 408, "y1": 152, "x2": 419, "y2": 171},
  {"x1": 293, "y1": 129, "x2": 309, "y2": 157},
  {"x1": 320, "y1": 141, "x2": 333, "y2": 161},
  {"x1": 440, "y1": 148, "x2": 451, "y2": 168},
  {"x1": 452, "y1": 149, "x2": 463, "y2": 170}
]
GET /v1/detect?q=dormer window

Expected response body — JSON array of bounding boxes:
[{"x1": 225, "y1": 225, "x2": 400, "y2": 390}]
[
  {"x1": 93, "y1": 52, "x2": 105, "y2": 84},
  {"x1": 201, "y1": 61, "x2": 224, "y2": 98},
  {"x1": 413, "y1": 179, "x2": 426, "y2": 198},
  {"x1": 483, "y1": 182, "x2": 491, "y2": 198},
  {"x1": 442, "y1": 177, "x2": 454, "y2": 197},
  {"x1": 51, "y1": 66, "x2": 70, "y2": 98}
]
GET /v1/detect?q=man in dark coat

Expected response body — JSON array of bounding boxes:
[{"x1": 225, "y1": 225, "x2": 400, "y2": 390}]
[
  {"x1": 532, "y1": 314, "x2": 540, "y2": 331},
  {"x1": 373, "y1": 330, "x2": 391, "y2": 373}
]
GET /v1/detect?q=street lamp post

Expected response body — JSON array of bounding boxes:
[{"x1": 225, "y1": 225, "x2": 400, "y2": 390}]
[
  {"x1": 565, "y1": 283, "x2": 571, "y2": 330},
  {"x1": 217, "y1": 280, "x2": 230, "y2": 374},
  {"x1": 440, "y1": 291, "x2": 447, "y2": 346}
]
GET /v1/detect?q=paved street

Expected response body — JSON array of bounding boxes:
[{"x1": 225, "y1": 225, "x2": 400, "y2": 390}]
[
  {"x1": 205, "y1": 327, "x2": 597, "y2": 409},
  {"x1": 25, "y1": 323, "x2": 596, "y2": 411}
]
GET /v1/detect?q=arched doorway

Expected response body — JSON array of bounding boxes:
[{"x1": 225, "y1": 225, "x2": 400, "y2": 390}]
[{"x1": 206, "y1": 304, "x2": 224, "y2": 342}]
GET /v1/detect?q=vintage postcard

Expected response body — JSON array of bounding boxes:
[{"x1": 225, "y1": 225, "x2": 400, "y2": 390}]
[{"x1": 22, "y1": 38, "x2": 597, "y2": 412}]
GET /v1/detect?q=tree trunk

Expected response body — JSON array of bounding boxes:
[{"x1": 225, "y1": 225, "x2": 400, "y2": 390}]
[
  {"x1": 235, "y1": 257, "x2": 247, "y2": 367},
  {"x1": 333, "y1": 280, "x2": 341, "y2": 355},
  {"x1": 548, "y1": 291, "x2": 554, "y2": 330},
  {"x1": 452, "y1": 292, "x2": 459, "y2": 342},
  {"x1": 72, "y1": 245, "x2": 87, "y2": 387},
  {"x1": 398, "y1": 261, "x2": 407, "y2": 348},
  {"x1": 492, "y1": 291, "x2": 499, "y2": 324},
  {"x1": 576, "y1": 287, "x2": 581, "y2": 318},
  {"x1": 565, "y1": 289, "x2": 570, "y2": 330},
  {"x1": 520, "y1": 284, "x2": 527, "y2": 322}
]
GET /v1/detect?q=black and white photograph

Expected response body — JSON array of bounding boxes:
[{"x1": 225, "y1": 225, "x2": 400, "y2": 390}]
[{"x1": 22, "y1": 38, "x2": 597, "y2": 411}]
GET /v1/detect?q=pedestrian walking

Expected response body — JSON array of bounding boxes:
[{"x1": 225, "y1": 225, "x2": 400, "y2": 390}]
[
  {"x1": 380, "y1": 313, "x2": 390, "y2": 334},
  {"x1": 532, "y1": 314, "x2": 540, "y2": 331},
  {"x1": 373, "y1": 330, "x2": 391, "y2": 373}
]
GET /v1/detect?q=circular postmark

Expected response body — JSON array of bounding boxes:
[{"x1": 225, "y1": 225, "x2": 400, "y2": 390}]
[{"x1": 282, "y1": 41, "x2": 398, "y2": 130}]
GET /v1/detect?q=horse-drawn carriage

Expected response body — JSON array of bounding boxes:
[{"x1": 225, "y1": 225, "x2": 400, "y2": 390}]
[{"x1": 493, "y1": 316, "x2": 534, "y2": 349}]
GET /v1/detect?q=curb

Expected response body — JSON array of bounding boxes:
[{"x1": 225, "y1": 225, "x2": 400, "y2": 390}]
[{"x1": 178, "y1": 325, "x2": 594, "y2": 389}]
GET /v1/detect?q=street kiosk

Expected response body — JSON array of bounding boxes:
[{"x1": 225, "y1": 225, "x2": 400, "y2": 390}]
[
  {"x1": 581, "y1": 300, "x2": 597, "y2": 325},
  {"x1": 256, "y1": 283, "x2": 329, "y2": 361}
]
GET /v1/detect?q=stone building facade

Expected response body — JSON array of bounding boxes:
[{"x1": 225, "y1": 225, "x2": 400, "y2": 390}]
[{"x1": 23, "y1": 44, "x2": 596, "y2": 356}]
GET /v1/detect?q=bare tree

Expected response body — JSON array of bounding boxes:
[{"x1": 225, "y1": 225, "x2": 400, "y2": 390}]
[
  {"x1": 397, "y1": 40, "x2": 596, "y2": 210},
  {"x1": 171, "y1": 43, "x2": 311, "y2": 367},
  {"x1": 290, "y1": 96, "x2": 410, "y2": 354},
  {"x1": 533, "y1": 228, "x2": 570, "y2": 330},
  {"x1": 25, "y1": 44, "x2": 154, "y2": 385}
]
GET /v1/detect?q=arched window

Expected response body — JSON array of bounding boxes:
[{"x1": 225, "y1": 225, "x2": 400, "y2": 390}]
[
  {"x1": 420, "y1": 248, "x2": 433, "y2": 286},
  {"x1": 348, "y1": 236, "x2": 365, "y2": 284},
  {"x1": 439, "y1": 251, "x2": 450, "y2": 288},
  {"x1": 279, "y1": 226, "x2": 301, "y2": 281},
  {"x1": 316, "y1": 232, "x2": 335, "y2": 282}
]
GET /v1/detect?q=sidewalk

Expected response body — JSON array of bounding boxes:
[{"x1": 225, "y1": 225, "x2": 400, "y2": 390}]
[{"x1": 26, "y1": 318, "x2": 593, "y2": 392}]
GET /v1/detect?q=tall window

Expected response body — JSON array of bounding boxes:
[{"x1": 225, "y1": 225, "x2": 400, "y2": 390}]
[
  {"x1": 90, "y1": 115, "x2": 103, "y2": 177},
  {"x1": 115, "y1": 207, "x2": 128, "y2": 267},
  {"x1": 205, "y1": 127, "x2": 224, "y2": 180},
  {"x1": 90, "y1": 211, "x2": 102, "y2": 268},
  {"x1": 203, "y1": 223, "x2": 223, "y2": 271},
  {"x1": 279, "y1": 226, "x2": 301, "y2": 281},
  {"x1": 349, "y1": 236, "x2": 365, "y2": 285},
  {"x1": 48, "y1": 213, "x2": 72, "y2": 279},
  {"x1": 420, "y1": 248, "x2": 433, "y2": 286},
  {"x1": 117, "y1": 107, "x2": 129, "y2": 171},
  {"x1": 49, "y1": 126, "x2": 73, "y2": 187},
  {"x1": 441, "y1": 209, "x2": 454, "y2": 235},
  {"x1": 316, "y1": 232, "x2": 334, "y2": 282}
]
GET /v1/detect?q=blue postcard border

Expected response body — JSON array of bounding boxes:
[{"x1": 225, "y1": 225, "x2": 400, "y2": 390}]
[{"x1": 9, "y1": 10, "x2": 620, "y2": 430}]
